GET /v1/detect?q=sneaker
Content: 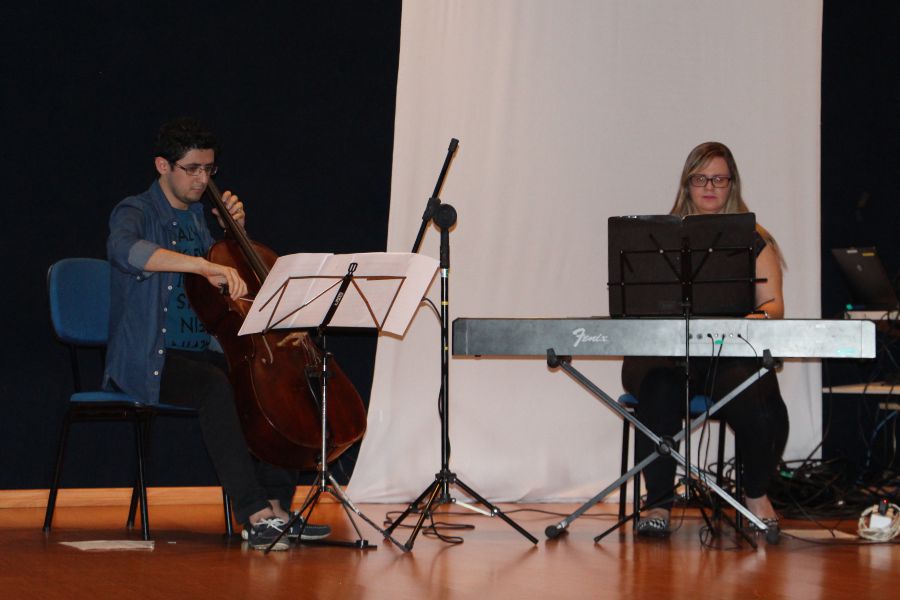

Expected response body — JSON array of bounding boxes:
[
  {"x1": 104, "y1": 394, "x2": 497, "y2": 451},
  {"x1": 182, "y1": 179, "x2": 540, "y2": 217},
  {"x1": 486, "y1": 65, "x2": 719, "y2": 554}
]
[
  {"x1": 748, "y1": 516, "x2": 781, "y2": 544},
  {"x1": 241, "y1": 513, "x2": 332, "y2": 543},
  {"x1": 286, "y1": 512, "x2": 331, "y2": 541},
  {"x1": 245, "y1": 518, "x2": 290, "y2": 551}
]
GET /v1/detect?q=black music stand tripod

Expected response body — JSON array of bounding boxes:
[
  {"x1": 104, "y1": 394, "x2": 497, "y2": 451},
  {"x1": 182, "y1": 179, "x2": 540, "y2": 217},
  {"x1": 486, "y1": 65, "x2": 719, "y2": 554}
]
[
  {"x1": 383, "y1": 139, "x2": 538, "y2": 550},
  {"x1": 261, "y1": 263, "x2": 406, "y2": 553}
]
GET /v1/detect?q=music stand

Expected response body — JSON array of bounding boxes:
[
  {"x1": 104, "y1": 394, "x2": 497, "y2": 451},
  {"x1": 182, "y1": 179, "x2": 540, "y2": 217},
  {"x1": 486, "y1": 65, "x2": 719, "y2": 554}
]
[
  {"x1": 238, "y1": 251, "x2": 439, "y2": 552},
  {"x1": 544, "y1": 213, "x2": 779, "y2": 545},
  {"x1": 608, "y1": 213, "x2": 757, "y2": 318}
]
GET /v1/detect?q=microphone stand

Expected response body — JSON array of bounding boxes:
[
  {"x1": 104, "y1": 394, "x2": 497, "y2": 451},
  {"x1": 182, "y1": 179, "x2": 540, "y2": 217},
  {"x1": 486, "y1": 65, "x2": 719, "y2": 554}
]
[{"x1": 384, "y1": 139, "x2": 538, "y2": 550}]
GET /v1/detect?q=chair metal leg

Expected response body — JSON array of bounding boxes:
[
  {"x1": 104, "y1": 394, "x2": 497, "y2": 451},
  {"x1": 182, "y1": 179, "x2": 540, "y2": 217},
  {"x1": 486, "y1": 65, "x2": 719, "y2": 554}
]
[
  {"x1": 222, "y1": 490, "x2": 234, "y2": 537},
  {"x1": 618, "y1": 417, "x2": 630, "y2": 521},
  {"x1": 715, "y1": 422, "x2": 727, "y2": 486},
  {"x1": 128, "y1": 412, "x2": 156, "y2": 532},
  {"x1": 734, "y1": 444, "x2": 744, "y2": 530},
  {"x1": 127, "y1": 413, "x2": 145, "y2": 531},
  {"x1": 132, "y1": 412, "x2": 150, "y2": 540},
  {"x1": 42, "y1": 411, "x2": 73, "y2": 533},
  {"x1": 126, "y1": 485, "x2": 140, "y2": 529},
  {"x1": 711, "y1": 421, "x2": 728, "y2": 521},
  {"x1": 632, "y1": 428, "x2": 641, "y2": 522},
  {"x1": 713, "y1": 423, "x2": 745, "y2": 530}
]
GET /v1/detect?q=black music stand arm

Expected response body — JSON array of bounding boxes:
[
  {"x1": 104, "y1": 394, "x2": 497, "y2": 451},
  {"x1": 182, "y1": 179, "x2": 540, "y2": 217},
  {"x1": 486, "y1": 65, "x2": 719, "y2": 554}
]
[
  {"x1": 677, "y1": 234, "x2": 757, "y2": 502},
  {"x1": 314, "y1": 262, "x2": 358, "y2": 496},
  {"x1": 411, "y1": 138, "x2": 459, "y2": 254},
  {"x1": 317, "y1": 262, "x2": 358, "y2": 336},
  {"x1": 679, "y1": 235, "x2": 695, "y2": 501}
]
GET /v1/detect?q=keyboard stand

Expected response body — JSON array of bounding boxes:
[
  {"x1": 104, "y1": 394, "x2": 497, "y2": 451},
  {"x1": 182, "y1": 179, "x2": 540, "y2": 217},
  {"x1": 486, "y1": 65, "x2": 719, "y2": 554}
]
[{"x1": 542, "y1": 348, "x2": 779, "y2": 545}]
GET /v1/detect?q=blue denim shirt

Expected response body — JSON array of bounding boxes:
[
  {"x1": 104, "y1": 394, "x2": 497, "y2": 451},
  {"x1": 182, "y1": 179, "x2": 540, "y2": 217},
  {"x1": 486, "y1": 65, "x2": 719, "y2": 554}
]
[{"x1": 103, "y1": 180, "x2": 215, "y2": 404}]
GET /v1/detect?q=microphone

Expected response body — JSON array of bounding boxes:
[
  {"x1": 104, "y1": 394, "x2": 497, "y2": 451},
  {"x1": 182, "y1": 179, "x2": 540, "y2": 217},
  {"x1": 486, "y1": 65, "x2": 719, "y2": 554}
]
[{"x1": 434, "y1": 203, "x2": 457, "y2": 230}]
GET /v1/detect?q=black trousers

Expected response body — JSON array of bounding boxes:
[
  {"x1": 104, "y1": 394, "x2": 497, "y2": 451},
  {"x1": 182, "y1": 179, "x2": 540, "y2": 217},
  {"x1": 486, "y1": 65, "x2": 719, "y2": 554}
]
[
  {"x1": 622, "y1": 356, "x2": 789, "y2": 512},
  {"x1": 160, "y1": 349, "x2": 299, "y2": 525}
]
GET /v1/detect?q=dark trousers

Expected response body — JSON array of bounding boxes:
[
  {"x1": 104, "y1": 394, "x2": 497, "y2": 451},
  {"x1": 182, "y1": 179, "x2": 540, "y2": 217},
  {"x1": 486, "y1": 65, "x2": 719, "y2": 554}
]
[
  {"x1": 622, "y1": 356, "x2": 789, "y2": 512},
  {"x1": 160, "y1": 349, "x2": 298, "y2": 525}
]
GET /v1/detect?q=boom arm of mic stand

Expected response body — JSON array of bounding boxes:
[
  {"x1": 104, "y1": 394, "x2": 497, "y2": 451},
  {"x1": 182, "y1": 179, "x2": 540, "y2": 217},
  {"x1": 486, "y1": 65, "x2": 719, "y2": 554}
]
[
  {"x1": 411, "y1": 197, "x2": 441, "y2": 254},
  {"x1": 411, "y1": 138, "x2": 459, "y2": 254}
]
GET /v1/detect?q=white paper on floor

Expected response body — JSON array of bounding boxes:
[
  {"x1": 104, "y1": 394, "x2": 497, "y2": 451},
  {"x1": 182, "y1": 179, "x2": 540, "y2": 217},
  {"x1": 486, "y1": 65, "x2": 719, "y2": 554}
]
[{"x1": 60, "y1": 540, "x2": 155, "y2": 551}]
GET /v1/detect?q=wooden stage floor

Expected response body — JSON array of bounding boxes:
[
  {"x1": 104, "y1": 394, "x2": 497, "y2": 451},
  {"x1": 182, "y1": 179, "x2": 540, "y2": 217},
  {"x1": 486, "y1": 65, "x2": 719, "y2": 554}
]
[{"x1": 0, "y1": 500, "x2": 895, "y2": 599}]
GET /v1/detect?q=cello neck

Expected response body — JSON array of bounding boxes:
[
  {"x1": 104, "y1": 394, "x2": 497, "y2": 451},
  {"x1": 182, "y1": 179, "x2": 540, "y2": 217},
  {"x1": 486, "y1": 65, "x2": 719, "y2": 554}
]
[{"x1": 205, "y1": 179, "x2": 270, "y2": 283}]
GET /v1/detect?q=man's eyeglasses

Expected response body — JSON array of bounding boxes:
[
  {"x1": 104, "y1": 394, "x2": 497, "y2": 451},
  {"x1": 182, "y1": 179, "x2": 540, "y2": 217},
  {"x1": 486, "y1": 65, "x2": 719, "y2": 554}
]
[
  {"x1": 688, "y1": 174, "x2": 731, "y2": 188},
  {"x1": 173, "y1": 162, "x2": 218, "y2": 177}
]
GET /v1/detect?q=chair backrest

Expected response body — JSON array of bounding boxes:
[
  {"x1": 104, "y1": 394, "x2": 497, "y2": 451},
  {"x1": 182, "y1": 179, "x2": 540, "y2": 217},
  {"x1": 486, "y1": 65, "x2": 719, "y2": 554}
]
[{"x1": 47, "y1": 258, "x2": 111, "y2": 347}]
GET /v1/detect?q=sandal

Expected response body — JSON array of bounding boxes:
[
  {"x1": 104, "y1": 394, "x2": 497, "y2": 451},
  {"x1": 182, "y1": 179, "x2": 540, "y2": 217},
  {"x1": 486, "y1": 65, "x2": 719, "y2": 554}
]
[
  {"x1": 635, "y1": 516, "x2": 670, "y2": 538},
  {"x1": 749, "y1": 516, "x2": 779, "y2": 531},
  {"x1": 749, "y1": 516, "x2": 781, "y2": 544}
]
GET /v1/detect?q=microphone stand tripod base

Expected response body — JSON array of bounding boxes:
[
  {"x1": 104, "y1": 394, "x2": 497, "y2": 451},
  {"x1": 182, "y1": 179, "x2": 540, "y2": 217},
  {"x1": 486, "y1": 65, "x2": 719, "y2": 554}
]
[
  {"x1": 403, "y1": 182, "x2": 536, "y2": 550},
  {"x1": 384, "y1": 469, "x2": 538, "y2": 551}
]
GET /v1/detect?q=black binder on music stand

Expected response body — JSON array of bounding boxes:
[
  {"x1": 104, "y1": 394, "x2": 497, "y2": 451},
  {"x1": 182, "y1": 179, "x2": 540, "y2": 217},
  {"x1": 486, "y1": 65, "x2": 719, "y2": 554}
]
[{"x1": 608, "y1": 213, "x2": 757, "y2": 317}]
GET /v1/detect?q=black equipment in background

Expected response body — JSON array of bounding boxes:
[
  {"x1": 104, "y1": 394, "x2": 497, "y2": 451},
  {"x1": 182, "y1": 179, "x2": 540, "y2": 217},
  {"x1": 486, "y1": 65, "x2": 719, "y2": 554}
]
[{"x1": 831, "y1": 247, "x2": 900, "y2": 311}]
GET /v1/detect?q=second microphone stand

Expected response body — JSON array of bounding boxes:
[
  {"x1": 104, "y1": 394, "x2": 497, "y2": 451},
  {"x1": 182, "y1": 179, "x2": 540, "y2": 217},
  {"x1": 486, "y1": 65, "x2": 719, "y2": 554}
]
[{"x1": 383, "y1": 140, "x2": 537, "y2": 550}]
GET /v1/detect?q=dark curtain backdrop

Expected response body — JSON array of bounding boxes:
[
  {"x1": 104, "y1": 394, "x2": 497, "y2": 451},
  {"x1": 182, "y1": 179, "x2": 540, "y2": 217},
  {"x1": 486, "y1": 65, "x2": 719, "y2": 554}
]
[
  {"x1": 821, "y1": 1, "x2": 900, "y2": 476},
  {"x1": 0, "y1": 2, "x2": 401, "y2": 488},
  {"x1": 822, "y1": 2, "x2": 900, "y2": 316}
]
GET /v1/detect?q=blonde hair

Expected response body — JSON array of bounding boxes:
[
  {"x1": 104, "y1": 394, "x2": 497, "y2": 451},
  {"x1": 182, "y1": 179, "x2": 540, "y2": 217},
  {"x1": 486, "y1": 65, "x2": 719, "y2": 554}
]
[{"x1": 670, "y1": 141, "x2": 785, "y2": 267}]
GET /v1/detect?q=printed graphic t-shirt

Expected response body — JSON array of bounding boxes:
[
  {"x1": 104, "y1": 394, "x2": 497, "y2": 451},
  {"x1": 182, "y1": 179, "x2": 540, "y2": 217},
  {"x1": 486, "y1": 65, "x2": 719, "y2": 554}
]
[{"x1": 164, "y1": 209, "x2": 211, "y2": 351}]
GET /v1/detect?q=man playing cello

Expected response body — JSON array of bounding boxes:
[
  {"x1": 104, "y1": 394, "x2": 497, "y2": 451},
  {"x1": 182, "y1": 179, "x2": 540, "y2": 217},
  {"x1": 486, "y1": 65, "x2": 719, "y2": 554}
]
[{"x1": 103, "y1": 117, "x2": 330, "y2": 550}]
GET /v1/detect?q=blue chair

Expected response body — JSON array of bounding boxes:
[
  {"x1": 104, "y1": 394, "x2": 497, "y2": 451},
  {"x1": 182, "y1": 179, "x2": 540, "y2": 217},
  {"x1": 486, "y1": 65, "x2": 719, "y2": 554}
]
[
  {"x1": 42, "y1": 258, "x2": 233, "y2": 540},
  {"x1": 617, "y1": 393, "x2": 743, "y2": 526}
]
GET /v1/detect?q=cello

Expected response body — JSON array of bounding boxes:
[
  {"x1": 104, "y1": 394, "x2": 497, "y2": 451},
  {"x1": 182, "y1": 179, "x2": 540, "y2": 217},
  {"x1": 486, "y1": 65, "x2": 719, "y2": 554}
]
[{"x1": 183, "y1": 179, "x2": 367, "y2": 470}]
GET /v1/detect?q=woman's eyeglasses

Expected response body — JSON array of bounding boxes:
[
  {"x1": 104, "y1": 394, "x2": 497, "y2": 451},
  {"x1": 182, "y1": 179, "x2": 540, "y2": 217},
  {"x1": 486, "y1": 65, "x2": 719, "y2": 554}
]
[{"x1": 688, "y1": 174, "x2": 731, "y2": 188}]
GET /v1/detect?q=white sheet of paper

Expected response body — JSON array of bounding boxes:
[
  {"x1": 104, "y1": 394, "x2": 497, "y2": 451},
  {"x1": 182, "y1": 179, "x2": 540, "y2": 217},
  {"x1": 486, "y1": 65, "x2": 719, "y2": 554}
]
[
  {"x1": 239, "y1": 252, "x2": 438, "y2": 337},
  {"x1": 60, "y1": 540, "x2": 155, "y2": 551}
]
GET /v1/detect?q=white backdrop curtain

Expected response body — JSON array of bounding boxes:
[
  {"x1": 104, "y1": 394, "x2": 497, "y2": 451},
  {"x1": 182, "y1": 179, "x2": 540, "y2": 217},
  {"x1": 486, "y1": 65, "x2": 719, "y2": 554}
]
[{"x1": 348, "y1": 0, "x2": 823, "y2": 502}]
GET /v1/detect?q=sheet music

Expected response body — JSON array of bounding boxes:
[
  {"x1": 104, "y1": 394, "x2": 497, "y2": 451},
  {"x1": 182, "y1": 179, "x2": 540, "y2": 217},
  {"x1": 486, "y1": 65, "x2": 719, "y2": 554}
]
[{"x1": 238, "y1": 252, "x2": 439, "y2": 337}]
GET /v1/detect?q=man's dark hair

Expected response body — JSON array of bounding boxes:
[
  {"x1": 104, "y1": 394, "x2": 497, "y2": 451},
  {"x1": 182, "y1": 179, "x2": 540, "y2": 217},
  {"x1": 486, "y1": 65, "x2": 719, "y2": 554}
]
[{"x1": 154, "y1": 117, "x2": 220, "y2": 163}]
